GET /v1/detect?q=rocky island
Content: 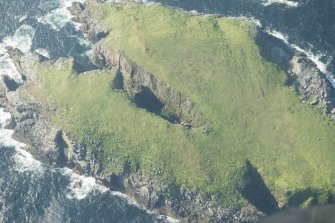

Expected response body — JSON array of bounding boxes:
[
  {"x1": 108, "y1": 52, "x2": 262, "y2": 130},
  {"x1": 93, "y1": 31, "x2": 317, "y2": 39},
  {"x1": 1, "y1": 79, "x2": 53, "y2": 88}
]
[{"x1": 1, "y1": 1, "x2": 335, "y2": 222}]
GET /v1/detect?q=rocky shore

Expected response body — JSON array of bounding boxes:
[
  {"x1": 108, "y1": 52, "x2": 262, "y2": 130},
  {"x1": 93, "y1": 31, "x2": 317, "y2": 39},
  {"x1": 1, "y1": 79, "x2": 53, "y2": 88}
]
[
  {"x1": 1, "y1": 1, "x2": 335, "y2": 223},
  {"x1": 256, "y1": 31, "x2": 335, "y2": 118},
  {"x1": 0, "y1": 50, "x2": 262, "y2": 222}
]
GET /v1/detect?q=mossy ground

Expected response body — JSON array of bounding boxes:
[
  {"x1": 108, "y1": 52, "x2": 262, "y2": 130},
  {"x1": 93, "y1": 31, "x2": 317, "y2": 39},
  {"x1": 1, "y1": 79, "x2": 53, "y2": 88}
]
[{"x1": 36, "y1": 3, "x2": 335, "y2": 207}]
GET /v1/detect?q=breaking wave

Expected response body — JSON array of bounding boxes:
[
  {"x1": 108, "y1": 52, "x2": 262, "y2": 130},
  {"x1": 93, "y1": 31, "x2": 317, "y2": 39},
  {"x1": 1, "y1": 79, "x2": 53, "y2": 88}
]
[
  {"x1": 0, "y1": 24, "x2": 34, "y2": 83},
  {"x1": 261, "y1": 0, "x2": 300, "y2": 7},
  {"x1": 37, "y1": 0, "x2": 86, "y2": 30},
  {"x1": 265, "y1": 28, "x2": 335, "y2": 88}
]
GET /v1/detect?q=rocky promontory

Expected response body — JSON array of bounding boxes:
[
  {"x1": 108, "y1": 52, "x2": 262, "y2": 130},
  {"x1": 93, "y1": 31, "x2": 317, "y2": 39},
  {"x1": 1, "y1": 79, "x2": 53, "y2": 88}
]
[{"x1": 1, "y1": 1, "x2": 335, "y2": 223}]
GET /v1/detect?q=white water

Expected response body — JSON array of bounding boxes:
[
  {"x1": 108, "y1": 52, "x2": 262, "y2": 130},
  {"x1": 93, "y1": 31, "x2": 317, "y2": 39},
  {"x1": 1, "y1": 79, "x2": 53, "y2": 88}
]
[
  {"x1": 0, "y1": 21, "x2": 43, "y2": 174},
  {"x1": 62, "y1": 168, "x2": 108, "y2": 200},
  {"x1": 37, "y1": 0, "x2": 86, "y2": 30},
  {"x1": 0, "y1": 106, "x2": 43, "y2": 173},
  {"x1": 0, "y1": 109, "x2": 24, "y2": 149},
  {"x1": 0, "y1": 24, "x2": 35, "y2": 84},
  {"x1": 262, "y1": 0, "x2": 300, "y2": 7},
  {"x1": 265, "y1": 28, "x2": 335, "y2": 88}
]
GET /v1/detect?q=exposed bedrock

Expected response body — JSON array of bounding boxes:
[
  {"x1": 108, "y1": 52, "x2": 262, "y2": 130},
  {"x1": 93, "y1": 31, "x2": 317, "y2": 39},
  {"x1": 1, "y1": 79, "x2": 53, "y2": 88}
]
[
  {"x1": 0, "y1": 49, "x2": 73, "y2": 167},
  {"x1": 92, "y1": 44, "x2": 207, "y2": 128},
  {"x1": 257, "y1": 31, "x2": 335, "y2": 118},
  {"x1": 289, "y1": 53, "x2": 335, "y2": 115},
  {"x1": 98, "y1": 162, "x2": 263, "y2": 223},
  {"x1": 67, "y1": 1, "x2": 110, "y2": 43},
  {"x1": 1, "y1": 47, "x2": 262, "y2": 222}
]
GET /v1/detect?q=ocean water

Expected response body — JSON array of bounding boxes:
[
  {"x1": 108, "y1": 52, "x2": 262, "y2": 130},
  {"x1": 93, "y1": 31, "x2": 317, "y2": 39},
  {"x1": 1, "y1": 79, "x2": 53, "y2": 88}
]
[{"x1": 0, "y1": 0, "x2": 334, "y2": 222}]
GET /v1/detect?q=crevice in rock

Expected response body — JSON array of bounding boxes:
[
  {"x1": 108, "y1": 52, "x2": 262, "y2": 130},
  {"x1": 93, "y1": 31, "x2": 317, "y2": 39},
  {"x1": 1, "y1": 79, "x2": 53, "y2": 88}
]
[
  {"x1": 237, "y1": 160, "x2": 279, "y2": 215},
  {"x1": 134, "y1": 86, "x2": 164, "y2": 113},
  {"x1": 68, "y1": 2, "x2": 110, "y2": 43},
  {"x1": 93, "y1": 46, "x2": 207, "y2": 128},
  {"x1": 72, "y1": 55, "x2": 99, "y2": 74}
]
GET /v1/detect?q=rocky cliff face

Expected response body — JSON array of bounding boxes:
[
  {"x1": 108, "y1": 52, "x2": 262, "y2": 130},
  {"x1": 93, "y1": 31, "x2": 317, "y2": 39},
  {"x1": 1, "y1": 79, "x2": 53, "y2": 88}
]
[
  {"x1": 257, "y1": 31, "x2": 335, "y2": 120},
  {"x1": 0, "y1": 44, "x2": 263, "y2": 223},
  {"x1": 0, "y1": 50, "x2": 71, "y2": 167},
  {"x1": 0, "y1": 15, "x2": 263, "y2": 223},
  {"x1": 289, "y1": 53, "x2": 335, "y2": 115},
  {"x1": 92, "y1": 44, "x2": 207, "y2": 128}
]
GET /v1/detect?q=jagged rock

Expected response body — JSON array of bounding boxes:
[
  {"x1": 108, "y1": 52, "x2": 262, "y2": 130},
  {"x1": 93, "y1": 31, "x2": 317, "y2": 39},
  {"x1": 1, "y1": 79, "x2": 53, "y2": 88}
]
[
  {"x1": 256, "y1": 31, "x2": 335, "y2": 120},
  {"x1": 73, "y1": 181, "x2": 82, "y2": 189},
  {"x1": 69, "y1": 1, "x2": 110, "y2": 43},
  {"x1": 289, "y1": 53, "x2": 335, "y2": 115},
  {"x1": 0, "y1": 3, "x2": 266, "y2": 223},
  {"x1": 103, "y1": 166, "x2": 264, "y2": 222},
  {"x1": 67, "y1": 2, "x2": 86, "y2": 23},
  {"x1": 92, "y1": 45, "x2": 207, "y2": 127}
]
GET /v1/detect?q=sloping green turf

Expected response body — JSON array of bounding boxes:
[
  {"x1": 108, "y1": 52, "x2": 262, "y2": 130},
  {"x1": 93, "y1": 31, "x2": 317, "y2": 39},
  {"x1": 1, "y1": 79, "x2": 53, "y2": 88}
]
[{"x1": 36, "y1": 3, "x2": 335, "y2": 207}]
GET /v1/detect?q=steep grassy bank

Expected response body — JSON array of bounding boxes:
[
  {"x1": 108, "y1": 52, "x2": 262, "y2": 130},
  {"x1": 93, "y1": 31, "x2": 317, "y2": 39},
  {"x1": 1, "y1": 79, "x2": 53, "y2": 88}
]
[{"x1": 36, "y1": 3, "x2": 335, "y2": 208}]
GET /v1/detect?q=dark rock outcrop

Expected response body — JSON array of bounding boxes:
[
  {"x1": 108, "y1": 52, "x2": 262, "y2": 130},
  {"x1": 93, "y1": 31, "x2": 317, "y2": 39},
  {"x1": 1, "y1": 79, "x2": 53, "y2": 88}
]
[
  {"x1": 289, "y1": 53, "x2": 335, "y2": 115},
  {"x1": 92, "y1": 45, "x2": 207, "y2": 127},
  {"x1": 67, "y1": 1, "x2": 110, "y2": 43},
  {"x1": 100, "y1": 164, "x2": 263, "y2": 223},
  {"x1": 0, "y1": 47, "x2": 263, "y2": 222},
  {"x1": 1, "y1": 49, "x2": 72, "y2": 167},
  {"x1": 256, "y1": 30, "x2": 335, "y2": 120}
]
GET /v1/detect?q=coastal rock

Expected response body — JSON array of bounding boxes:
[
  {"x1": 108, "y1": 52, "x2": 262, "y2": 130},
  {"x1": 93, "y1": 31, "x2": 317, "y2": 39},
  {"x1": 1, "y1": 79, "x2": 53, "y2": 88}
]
[
  {"x1": 257, "y1": 31, "x2": 335, "y2": 119},
  {"x1": 289, "y1": 53, "x2": 335, "y2": 115},
  {"x1": 1, "y1": 48, "x2": 74, "y2": 167},
  {"x1": 92, "y1": 45, "x2": 207, "y2": 127},
  {"x1": 68, "y1": 1, "x2": 110, "y2": 43},
  {"x1": 109, "y1": 167, "x2": 264, "y2": 223}
]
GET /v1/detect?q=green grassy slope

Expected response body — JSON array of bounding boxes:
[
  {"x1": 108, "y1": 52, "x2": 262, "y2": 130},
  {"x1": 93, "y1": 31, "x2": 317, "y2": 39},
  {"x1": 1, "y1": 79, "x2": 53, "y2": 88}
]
[{"x1": 37, "y1": 3, "x2": 335, "y2": 207}]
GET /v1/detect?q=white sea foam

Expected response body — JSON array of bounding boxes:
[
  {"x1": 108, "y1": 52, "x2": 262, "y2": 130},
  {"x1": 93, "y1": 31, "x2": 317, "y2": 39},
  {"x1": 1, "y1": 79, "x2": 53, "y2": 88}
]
[
  {"x1": 14, "y1": 148, "x2": 44, "y2": 173},
  {"x1": 0, "y1": 108, "x2": 43, "y2": 173},
  {"x1": 262, "y1": 0, "x2": 299, "y2": 7},
  {"x1": 37, "y1": 0, "x2": 86, "y2": 30},
  {"x1": 62, "y1": 168, "x2": 108, "y2": 200},
  {"x1": 2, "y1": 25, "x2": 35, "y2": 54},
  {"x1": 62, "y1": 168, "x2": 180, "y2": 222},
  {"x1": 265, "y1": 28, "x2": 335, "y2": 88},
  {"x1": 0, "y1": 25, "x2": 33, "y2": 88},
  {"x1": 34, "y1": 48, "x2": 50, "y2": 59},
  {"x1": 0, "y1": 24, "x2": 36, "y2": 83},
  {"x1": 159, "y1": 216, "x2": 181, "y2": 223},
  {"x1": 0, "y1": 23, "x2": 43, "y2": 174},
  {"x1": 0, "y1": 108, "x2": 23, "y2": 148}
]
